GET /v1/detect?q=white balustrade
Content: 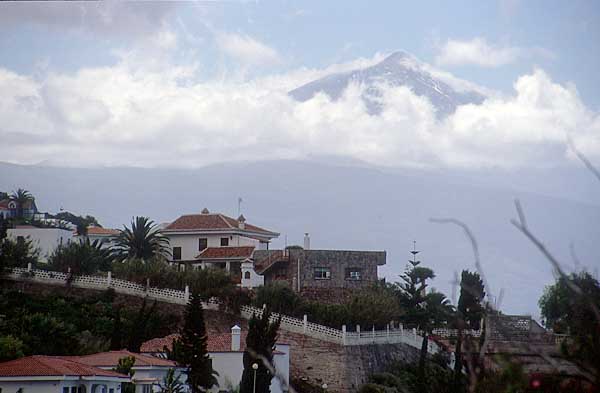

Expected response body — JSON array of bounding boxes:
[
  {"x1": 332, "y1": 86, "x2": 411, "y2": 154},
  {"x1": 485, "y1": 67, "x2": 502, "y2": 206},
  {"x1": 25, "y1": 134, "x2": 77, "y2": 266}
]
[{"x1": 6, "y1": 267, "x2": 450, "y2": 352}]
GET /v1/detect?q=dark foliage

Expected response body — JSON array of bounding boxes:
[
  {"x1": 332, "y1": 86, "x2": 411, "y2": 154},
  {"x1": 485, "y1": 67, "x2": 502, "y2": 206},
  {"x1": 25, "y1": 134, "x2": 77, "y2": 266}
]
[
  {"x1": 112, "y1": 216, "x2": 170, "y2": 262},
  {"x1": 0, "y1": 236, "x2": 39, "y2": 271},
  {"x1": 175, "y1": 293, "x2": 218, "y2": 393},
  {"x1": 539, "y1": 271, "x2": 600, "y2": 384},
  {"x1": 240, "y1": 308, "x2": 281, "y2": 393},
  {"x1": 52, "y1": 211, "x2": 102, "y2": 236},
  {"x1": 253, "y1": 282, "x2": 401, "y2": 330},
  {"x1": 48, "y1": 238, "x2": 113, "y2": 275},
  {"x1": 0, "y1": 289, "x2": 179, "y2": 359}
]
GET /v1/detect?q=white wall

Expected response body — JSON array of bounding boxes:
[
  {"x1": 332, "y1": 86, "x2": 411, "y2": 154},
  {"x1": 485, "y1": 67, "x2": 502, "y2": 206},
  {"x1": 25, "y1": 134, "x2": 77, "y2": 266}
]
[
  {"x1": 7, "y1": 227, "x2": 74, "y2": 263},
  {"x1": 131, "y1": 367, "x2": 187, "y2": 393},
  {"x1": 165, "y1": 233, "x2": 259, "y2": 262},
  {"x1": 209, "y1": 352, "x2": 244, "y2": 392},
  {"x1": 241, "y1": 261, "x2": 264, "y2": 289},
  {"x1": 208, "y1": 350, "x2": 289, "y2": 393}
]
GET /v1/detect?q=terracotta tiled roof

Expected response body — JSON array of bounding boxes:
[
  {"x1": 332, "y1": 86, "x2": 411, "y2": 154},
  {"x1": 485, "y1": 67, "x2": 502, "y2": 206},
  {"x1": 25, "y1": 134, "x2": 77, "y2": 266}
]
[
  {"x1": 86, "y1": 226, "x2": 120, "y2": 236},
  {"x1": 0, "y1": 200, "x2": 9, "y2": 209},
  {"x1": 67, "y1": 350, "x2": 177, "y2": 368},
  {"x1": 164, "y1": 213, "x2": 277, "y2": 235},
  {"x1": 196, "y1": 246, "x2": 255, "y2": 260},
  {"x1": 141, "y1": 332, "x2": 248, "y2": 353},
  {"x1": 0, "y1": 356, "x2": 128, "y2": 378}
]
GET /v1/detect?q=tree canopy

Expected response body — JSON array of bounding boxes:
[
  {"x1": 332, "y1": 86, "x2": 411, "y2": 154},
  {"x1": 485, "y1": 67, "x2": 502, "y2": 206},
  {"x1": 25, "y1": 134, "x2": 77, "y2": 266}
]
[
  {"x1": 112, "y1": 216, "x2": 170, "y2": 262},
  {"x1": 240, "y1": 308, "x2": 281, "y2": 393}
]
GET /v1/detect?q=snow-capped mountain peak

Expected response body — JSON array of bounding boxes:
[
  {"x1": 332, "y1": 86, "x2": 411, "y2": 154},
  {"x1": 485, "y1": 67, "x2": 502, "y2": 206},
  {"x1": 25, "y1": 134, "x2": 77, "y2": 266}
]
[{"x1": 289, "y1": 51, "x2": 485, "y2": 116}]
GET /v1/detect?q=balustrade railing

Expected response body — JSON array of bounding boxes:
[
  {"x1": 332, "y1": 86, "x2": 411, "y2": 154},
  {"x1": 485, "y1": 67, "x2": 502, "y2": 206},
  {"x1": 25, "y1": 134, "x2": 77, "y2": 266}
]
[{"x1": 6, "y1": 267, "x2": 443, "y2": 352}]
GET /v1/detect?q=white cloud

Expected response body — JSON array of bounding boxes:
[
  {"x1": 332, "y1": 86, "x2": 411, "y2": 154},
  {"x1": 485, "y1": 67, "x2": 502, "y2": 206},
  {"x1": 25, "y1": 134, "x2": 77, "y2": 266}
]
[
  {"x1": 0, "y1": 45, "x2": 597, "y2": 169},
  {"x1": 436, "y1": 37, "x2": 521, "y2": 67},
  {"x1": 216, "y1": 32, "x2": 281, "y2": 66}
]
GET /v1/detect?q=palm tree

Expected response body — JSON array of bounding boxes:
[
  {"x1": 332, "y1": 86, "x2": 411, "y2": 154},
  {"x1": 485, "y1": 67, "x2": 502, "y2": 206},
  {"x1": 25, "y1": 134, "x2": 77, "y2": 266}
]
[
  {"x1": 113, "y1": 216, "x2": 170, "y2": 262},
  {"x1": 156, "y1": 368, "x2": 185, "y2": 393},
  {"x1": 9, "y1": 189, "x2": 34, "y2": 219}
]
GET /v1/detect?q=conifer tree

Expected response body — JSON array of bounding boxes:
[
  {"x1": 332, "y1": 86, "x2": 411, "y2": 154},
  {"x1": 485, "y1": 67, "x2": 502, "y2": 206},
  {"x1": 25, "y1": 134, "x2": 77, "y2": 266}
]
[
  {"x1": 240, "y1": 308, "x2": 281, "y2": 393},
  {"x1": 453, "y1": 270, "x2": 485, "y2": 392},
  {"x1": 175, "y1": 292, "x2": 217, "y2": 393}
]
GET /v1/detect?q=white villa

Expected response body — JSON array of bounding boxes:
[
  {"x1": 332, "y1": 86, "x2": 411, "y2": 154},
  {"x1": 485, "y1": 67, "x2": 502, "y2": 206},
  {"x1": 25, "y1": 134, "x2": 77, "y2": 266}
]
[
  {"x1": 7, "y1": 225, "x2": 74, "y2": 263},
  {"x1": 0, "y1": 355, "x2": 129, "y2": 393},
  {"x1": 141, "y1": 326, "x2": 290, "y2": 393},
  {"x1": 68, "y1": 350, "x2": 186, "y2": 393},
  {"x1": 162, "y1": 208, "x2": 279, "y2": 278}
]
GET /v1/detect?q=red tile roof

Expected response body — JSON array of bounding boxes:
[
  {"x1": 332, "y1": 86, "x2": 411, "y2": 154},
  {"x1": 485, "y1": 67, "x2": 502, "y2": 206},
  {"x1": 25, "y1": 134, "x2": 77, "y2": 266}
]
[
  {"x1": 0, "y1": 356, "x2": 129, "y2": 378},
  {"x1": 86, "y1": 226, "x2": 120, "y2": 236},
  {"x1": 164, "y1": 212, "x2": 277, "y2": 236},
  {"x1": 196, "y1": 246, "x2": 255, "y2": 260},
  {"x1": 141, "y1": 332, "x2": 248, "y2": 353},
  {"x1": 67, "y1": 350, "x2": 177, "y2": 368}
]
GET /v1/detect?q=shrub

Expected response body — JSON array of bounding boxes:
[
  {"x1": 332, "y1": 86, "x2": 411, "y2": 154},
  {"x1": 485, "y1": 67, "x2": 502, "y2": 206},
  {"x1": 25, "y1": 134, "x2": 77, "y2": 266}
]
[{"x1": 48, "y1": 239, "x2": 112, "y2": 275}]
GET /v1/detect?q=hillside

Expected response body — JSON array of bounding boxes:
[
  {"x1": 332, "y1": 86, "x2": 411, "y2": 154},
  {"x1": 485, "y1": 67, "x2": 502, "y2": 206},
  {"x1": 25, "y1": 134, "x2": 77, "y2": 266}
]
[{"x1": 1, "y1": 160, "x2": 599, "y2": 318}]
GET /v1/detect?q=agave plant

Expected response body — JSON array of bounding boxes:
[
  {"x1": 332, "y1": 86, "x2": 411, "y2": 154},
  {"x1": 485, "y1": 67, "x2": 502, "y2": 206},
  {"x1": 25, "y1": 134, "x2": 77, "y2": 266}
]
[{"x1": 112, "y1": 216, "x2": 170, "y2": 262}]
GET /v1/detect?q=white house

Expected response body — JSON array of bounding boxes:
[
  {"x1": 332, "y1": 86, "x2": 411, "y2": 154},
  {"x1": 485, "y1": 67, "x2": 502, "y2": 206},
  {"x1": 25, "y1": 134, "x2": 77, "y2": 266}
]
[
  {"x1": 69, "y1": 350, "x2": 186, "y2": 393},
  {"x1": 7, "y1": 225, "x2": 74, "y2": 263},
  {"x1": 0, "y1": 355, "x2": 129, "y2": 393},
  {"x1": 162, "y1": 209, "x2": 279, "y2": 277},
  {"x1": 141, "y1": 326, "x2": 290, "y2": 393}
]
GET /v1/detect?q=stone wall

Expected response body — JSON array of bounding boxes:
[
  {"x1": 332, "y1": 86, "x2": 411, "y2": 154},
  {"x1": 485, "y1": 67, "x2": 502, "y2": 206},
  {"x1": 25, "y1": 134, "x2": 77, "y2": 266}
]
[
  {"x1": 255, "y1": 249, "x2": 386, "y2": 296},
  {"x1": 279, "y1": 329, "x2": 421, "y2": 392}
]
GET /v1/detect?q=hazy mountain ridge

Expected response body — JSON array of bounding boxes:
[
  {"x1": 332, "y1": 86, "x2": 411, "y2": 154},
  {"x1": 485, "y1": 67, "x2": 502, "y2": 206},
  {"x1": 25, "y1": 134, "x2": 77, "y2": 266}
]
[
  {"x1": 289, "y1": 51, "x2": 485, "y2": 116},
  {"x1": 1, "y1": 159, "x2": 599, "y2": 318}
]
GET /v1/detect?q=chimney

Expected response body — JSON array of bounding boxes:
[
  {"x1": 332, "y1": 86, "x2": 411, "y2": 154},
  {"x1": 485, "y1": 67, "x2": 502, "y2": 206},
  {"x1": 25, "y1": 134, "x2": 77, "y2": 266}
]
[
  {"x1": 231, "y1": 325, "x2": 241, "y2": 351},
  {"x1": 237, "y1": 214, "x2": 246, "y2": 230},
  {"x1": 303, "y1": 233, "x2": 310, "y2": 250},
  {"x1": 201, "y1": 208, "x2": 210, "y2": 214}
]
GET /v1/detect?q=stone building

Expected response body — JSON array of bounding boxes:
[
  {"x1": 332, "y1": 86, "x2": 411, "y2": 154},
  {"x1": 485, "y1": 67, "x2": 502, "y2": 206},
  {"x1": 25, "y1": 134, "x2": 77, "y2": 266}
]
[{"x1": 251, "y1": 246, "x2": 386, "y2": 297}]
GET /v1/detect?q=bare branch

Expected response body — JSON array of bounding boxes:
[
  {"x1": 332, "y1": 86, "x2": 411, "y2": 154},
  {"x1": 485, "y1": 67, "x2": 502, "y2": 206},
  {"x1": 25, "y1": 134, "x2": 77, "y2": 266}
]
[
  {"x1": 511, "y1": 199, "x2": 600, "y2": 323},
  {"x1": 568, "y1": 137, "x2": 600, "y2": 184}
]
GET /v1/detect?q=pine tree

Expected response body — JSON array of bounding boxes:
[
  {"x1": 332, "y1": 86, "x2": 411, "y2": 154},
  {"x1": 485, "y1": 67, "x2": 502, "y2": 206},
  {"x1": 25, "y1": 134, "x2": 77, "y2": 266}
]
[
  {"x1": 176, "y1": 292, "x2": 217, "y2": 393},
  {"x1": 453, "y1": 270, "x2": 485, "y2": 392},
  {"x1": 110, "y1": 307, "x2": 123, "y2": 350},
  {"x1": 240, "y1": 308, "x2": 281, "y2": 393}
]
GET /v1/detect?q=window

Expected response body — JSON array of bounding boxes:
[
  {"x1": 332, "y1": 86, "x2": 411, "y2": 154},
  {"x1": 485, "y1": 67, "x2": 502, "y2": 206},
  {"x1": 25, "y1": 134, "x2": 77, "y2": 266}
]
[
  {"x1": 314, "y1": 267, "x2": 331, "y2": 280},
  {"x1": 220, "y1": 237, "x2": 229, "y2": 246},
  {"x1": 142, "y1": 386, "x2": 152, "y2": 393},
  {"x1": 346, "y1": 268, "x2": 362, "y2": 280},
  {"x1": 198, "y1": 238, "x2": 208, "y2": 251},
  {"x1": 63, "y1": 388, "x2": 69, "y2": 393},
  {"x1": 109, "y1": 390, "x2": 114, "y2": 393},
  {"x1": 71, "y1": 387, "x2": 78, "y2": 393},
  {"x1": 244, "y1": 271, "x2": 251, "y2": 279},
  {"x1": 16, "y1": 236, "x2": 25, "y2": 244},
  {"x1": 172, "y1": 247, "x2": 182, "y2": 260}
]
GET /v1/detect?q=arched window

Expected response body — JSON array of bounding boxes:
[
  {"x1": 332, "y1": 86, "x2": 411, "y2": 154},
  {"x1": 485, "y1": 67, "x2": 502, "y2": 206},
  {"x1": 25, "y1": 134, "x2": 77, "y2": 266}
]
[{"x1": 244, "y1": 271, "x2": 251, "y2": 279}]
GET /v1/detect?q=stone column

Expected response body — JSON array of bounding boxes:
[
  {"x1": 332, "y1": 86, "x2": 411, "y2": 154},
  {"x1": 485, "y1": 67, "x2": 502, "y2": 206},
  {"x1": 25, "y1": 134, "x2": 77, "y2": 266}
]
[
  {"x1": 303, "y1": 315, "x2": 308, "y2": 334},
  {"x1": 107, "y1": 271, "x2": 112, "y2": 286},
  {"x1": 184, "y1": 285, "x2": 190, "y2": 302},
  {"x1": 342, "y1": 325, "x2": 347, "y2": 345}
]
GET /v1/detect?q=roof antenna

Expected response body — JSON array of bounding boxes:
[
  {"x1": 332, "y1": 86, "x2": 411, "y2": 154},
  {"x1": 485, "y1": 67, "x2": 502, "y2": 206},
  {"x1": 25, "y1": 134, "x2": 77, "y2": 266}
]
[{"x1": 237, "y1": 197, "x2": 243, "y2": 217}]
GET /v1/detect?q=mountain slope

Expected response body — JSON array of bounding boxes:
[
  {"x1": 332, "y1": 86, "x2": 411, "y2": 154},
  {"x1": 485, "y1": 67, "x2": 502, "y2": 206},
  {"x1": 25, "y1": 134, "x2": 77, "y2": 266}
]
[
  {"x1": 1, "y1": 160, "x2": 599, "y2": 319},
  {"x1": 289, "y1": 51, "x2": 485, "y2": 116}
]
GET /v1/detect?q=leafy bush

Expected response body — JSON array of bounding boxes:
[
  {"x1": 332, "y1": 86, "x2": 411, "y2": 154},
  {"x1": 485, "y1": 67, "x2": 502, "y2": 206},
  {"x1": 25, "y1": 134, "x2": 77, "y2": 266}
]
[
  {"x1": 48, "y1": 239, "x2": 112, "y2": 274},
  {"x1": 111, "y1": 258, "x2": 242, "y2": 304},
  {"x1": 0, "y1": 335, "x2": 25, "y2": 361},
  {"x1": 0, "y1": 236, "x2": 39, "y2": 270},
  {"x1": 0, "y1": 289, "x2": 179, "y2": 356},
  {"x1": 253, "y1": 282, "x2": 401, "y2": 329}
]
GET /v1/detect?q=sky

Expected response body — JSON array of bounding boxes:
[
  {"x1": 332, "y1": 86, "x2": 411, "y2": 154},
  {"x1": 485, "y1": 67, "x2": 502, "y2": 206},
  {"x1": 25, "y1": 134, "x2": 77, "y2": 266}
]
[{"x1": 0, "y1": 0, "x2": 599, "y2": 169}]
